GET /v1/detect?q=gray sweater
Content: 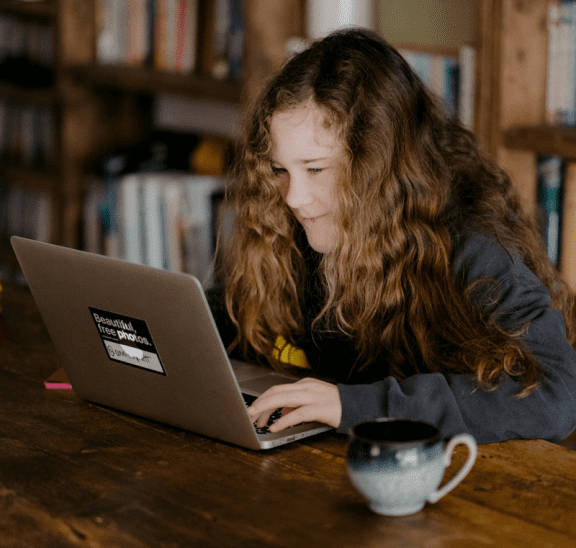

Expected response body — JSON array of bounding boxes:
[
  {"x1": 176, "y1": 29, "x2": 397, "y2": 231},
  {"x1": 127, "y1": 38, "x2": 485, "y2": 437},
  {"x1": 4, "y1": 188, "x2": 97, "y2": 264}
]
[{"x1": 207, "y1": 230, "x2": 576, "y2": 444}]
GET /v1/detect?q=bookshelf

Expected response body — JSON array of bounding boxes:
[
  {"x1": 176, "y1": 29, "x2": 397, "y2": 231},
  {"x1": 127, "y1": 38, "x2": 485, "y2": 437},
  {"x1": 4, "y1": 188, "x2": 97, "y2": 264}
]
[
  {"x1": 0, "y1": 0, "x2": 306, "y2": 258},
  {"x1": 476, "y1": 0, "x2": 576, "y2": 292}
]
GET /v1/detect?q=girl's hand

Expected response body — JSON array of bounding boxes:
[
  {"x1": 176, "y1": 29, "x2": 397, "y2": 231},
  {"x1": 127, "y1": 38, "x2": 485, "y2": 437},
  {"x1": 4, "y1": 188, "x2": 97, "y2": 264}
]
[{"x1": 246, "y1": 378, "x2": 342, "y2": 432}]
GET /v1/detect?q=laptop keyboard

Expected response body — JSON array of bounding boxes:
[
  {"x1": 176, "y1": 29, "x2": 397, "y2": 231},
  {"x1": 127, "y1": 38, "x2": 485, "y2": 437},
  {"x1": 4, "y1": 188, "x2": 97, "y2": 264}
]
[{"x1": 243, "y1": 394, "x2": 283, "y2": 435}]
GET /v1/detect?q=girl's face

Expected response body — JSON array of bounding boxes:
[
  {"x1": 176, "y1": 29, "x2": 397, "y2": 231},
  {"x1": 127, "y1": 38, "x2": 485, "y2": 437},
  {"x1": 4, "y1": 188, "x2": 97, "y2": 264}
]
[{"x1": 270, "y1": 103, "x2": 342, "y2": 254}]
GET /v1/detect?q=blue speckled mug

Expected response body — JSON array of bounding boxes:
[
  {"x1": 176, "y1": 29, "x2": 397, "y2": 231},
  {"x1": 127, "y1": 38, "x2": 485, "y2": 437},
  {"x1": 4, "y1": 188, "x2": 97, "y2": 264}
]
[{"x1": 347, "y1": 418, "x2": 477, "y2": 516}]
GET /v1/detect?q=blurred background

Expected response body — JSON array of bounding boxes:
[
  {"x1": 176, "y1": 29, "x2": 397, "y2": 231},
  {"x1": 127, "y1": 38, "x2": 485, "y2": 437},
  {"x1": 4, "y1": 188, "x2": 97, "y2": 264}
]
[{"x1": 1, "y1": 0, "x2": 574, "y2": 299}]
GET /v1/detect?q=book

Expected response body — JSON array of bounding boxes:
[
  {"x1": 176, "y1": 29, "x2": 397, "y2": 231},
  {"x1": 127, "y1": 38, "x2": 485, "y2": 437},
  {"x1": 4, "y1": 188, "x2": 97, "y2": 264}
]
[
  {"x1": 537, "y1": 155, "x2": 564, "y2": 267},
  {"x1": 118, "y1": 174, "x2": 143, "y2": 265},
  {"x1": 459, "y1": 44, "x2": 476, "y2": 131},
  {"x1": 546, "y1": 1, "x2": 576, "y2": 125},
  {"x1": 561, "y1": 162, "x2": 576, "y2": 292}
]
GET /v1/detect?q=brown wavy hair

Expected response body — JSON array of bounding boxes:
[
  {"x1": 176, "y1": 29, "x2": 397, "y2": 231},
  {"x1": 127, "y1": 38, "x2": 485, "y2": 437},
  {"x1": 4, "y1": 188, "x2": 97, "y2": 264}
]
[{"x1": 216, "y1": 28, "x2": 575, "y2": 397}]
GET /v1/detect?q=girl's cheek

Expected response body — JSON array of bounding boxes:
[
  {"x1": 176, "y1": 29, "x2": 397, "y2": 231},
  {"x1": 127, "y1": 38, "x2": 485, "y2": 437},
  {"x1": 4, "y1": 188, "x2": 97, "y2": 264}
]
[{"x1": 280, "y1": 180, "x2": 289, "y2": 199}]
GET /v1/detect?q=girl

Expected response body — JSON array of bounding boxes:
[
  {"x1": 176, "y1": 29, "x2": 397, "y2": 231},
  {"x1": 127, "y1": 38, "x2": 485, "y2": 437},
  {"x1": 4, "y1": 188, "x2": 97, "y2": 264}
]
[{"x1": 208, "y1": 28, "x2": 576, "y2": 444}]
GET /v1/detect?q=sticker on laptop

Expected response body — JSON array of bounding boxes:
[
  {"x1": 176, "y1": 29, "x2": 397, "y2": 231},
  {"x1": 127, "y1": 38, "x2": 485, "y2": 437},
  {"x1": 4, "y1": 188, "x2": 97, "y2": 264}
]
[{"x1": 89, "y1": 307, "x2": 166, "y2": 375}]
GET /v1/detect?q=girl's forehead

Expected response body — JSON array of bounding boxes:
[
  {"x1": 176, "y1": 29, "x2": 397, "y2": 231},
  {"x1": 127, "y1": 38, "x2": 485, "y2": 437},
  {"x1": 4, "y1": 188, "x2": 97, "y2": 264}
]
[{"x1": 270, "y1": 104, "x2": 340, "y2": 146}]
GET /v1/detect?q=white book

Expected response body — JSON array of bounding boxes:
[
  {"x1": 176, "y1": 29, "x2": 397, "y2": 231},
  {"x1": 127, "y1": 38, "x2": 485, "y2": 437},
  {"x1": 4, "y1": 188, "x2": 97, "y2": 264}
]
[
  {"x1": 547, "y1": 1, "x2": 562, "y2": 123},
  {"x1": 141, "y1": 176, "x2": 164, "y2": 269},
  {"x1": 459, "y1": 44, "x2": 476, "y2": 131},
  {"x1": 118, "y1": 174, "x2": 143, "y2": 264},
  {"x1": 97, "y1": 0, "x2": 125, "y2": 63},
  {"x1": 163, "y1": 181, "x2": 183, "y2": 272}
]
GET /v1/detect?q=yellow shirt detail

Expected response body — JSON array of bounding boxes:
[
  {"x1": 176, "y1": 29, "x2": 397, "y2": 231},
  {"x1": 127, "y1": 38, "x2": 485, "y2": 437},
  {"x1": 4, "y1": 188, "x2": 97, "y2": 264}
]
[{"x1": 273, "y1": 335, "x2": 310, "y2": 369}]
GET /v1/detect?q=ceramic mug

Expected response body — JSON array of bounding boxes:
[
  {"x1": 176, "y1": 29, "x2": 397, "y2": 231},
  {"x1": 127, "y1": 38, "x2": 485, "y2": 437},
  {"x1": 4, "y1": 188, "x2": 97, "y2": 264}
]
[{"x1": 347, "y1": 418, "x2": 477, "y2": 516}]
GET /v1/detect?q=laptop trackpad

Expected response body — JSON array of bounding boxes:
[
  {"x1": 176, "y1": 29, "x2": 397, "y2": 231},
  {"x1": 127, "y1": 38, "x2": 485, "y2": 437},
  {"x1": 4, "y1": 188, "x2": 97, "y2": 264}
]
[{"x1": 238, "y1": 373, "x2": 298, "y2": 396}]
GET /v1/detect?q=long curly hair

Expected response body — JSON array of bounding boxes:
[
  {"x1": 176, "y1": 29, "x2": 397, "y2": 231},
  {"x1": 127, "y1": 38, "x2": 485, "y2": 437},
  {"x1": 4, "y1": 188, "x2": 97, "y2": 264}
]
[{"x1": 217, "y1": 28, "x2": 575, "y2": 397}]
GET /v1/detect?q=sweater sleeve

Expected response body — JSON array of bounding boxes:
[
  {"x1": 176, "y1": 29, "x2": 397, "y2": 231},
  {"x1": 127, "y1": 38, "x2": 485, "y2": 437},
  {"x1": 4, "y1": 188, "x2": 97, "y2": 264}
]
[{"x1": 337, "y1": 233, "x2": 576, "y2": 444}]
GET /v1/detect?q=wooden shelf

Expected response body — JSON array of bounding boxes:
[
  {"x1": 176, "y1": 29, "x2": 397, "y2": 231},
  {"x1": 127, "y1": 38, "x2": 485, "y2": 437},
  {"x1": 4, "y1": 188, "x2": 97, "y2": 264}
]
[
  {"x1": 503, "y1": 126, "x2": 576, "y2": 160},
  {"x1": 0, "y1": 0, "x2": 56, "y2": 18},
  {"x1": 69, "y1": 64, "x2": 242, "y2": 105},
  {"x1": 0, "y1": 165, "x2": 56, "y2": 193},
  {"x1": 0, "y1": 80, "x2": 60, "y2": 106}
]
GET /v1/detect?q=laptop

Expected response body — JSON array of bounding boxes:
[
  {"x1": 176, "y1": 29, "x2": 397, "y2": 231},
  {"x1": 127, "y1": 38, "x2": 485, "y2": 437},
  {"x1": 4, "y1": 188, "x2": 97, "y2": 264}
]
[{"x1": 11, "y1": 236, "x2": 333, "y2": 450}]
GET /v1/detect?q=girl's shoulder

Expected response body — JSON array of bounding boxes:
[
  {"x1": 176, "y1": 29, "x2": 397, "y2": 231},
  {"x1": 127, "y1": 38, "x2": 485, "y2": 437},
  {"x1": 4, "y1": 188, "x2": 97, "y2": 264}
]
[{"x1": 451, "y1": 227, "x2": 540, "y2": 289}]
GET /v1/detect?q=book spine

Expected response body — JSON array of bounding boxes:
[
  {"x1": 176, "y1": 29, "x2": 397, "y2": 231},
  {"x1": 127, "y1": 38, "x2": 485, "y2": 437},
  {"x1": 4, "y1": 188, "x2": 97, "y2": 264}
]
[
  {"x1": 126, "y1": 0, "x2": 149, "y2": 65},
  {"x1": 154, "y1": 0, "x2": 168, "y2": 69},
  {"x1": 96, "y1": 0, "x2": 123, "y2": 63},
  {"x1": 164, "y1": 0, "x2": 178, "y2": 71},
  {"x1": 546, "y1": 1, "x2": 561, "y2": 123},
  {"x1": 459, "y1": 43, "x2": 476, "y2": 131},
  {"x1": 163, "y1": 181, "x2": 183, "y2": 272},
  {"x1": 146, "y1": 0, "x2": 156, "y2": 67},
  {"x1": 118, "y1": 174, "x2": 143, "y2": 264},
  {"x1": 561, "y1": 162, "x2": 576, "y2": 291},
  {"x1": 557, "y1": 2, "x2": 573, "y2": 123},
  {"x1": 142, "y1": 176, "x2": 164, "y2": 269},
  {"x1": 537, "y1": 155, "x2": 564, "y2": 267},
  {"x1": 227, "y1": 0, "x2": 243, "y2": 80},
  {"x1": 174, "y1": 0, "x2": 197, "y2": 73}
]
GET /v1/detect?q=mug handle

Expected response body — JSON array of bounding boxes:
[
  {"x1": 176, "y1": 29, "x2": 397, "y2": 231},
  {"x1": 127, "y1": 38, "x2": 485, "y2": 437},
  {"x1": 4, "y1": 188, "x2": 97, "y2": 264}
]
[{"x1": 427, "y1": 433, "x2": 477, "y2": 504}]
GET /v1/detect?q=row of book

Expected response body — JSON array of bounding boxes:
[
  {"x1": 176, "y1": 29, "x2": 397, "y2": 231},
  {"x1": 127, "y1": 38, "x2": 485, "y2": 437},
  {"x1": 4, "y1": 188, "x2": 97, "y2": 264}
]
[
  {"x1": 97, "y1": 0, "x2": 243, "y2": 80},
  {"x1": 547, "y1": 1, "x2": 576, "y2": 124},
  {"x1": 0, "y1": 100, "x2": 57, "y2": 171},
  {"x1": 536, "y1": 155, "x2": 576, "y2": 290},
  {"x1": 399, "y1": 45, "x2": 476, "y2": 130},
  {"x1": 0, "y1": 184, "x2": 53, "y2": 244},
  {"x1": 83, "y1": 172, "x2": 233, "y2": 289},
  {"x1": 0, "y1": 12, "x2": 54, "y2": 87}
]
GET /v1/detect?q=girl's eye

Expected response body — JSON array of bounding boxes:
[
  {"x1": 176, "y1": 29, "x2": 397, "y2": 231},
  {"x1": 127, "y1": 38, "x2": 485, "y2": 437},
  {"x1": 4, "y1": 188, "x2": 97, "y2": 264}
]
[
  {"x1": 272, "y1": 167, "x2": 287, "y2": 176},
  {"x1": 308, "y1": 167, "x2": 324, "y2": 174}
]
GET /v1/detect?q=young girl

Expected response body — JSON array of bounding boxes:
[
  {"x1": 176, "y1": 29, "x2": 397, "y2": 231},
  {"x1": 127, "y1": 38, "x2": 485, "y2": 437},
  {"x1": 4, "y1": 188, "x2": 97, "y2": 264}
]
[{"x1": 207, "y1": 28, "x2": 576, "y2": 444}]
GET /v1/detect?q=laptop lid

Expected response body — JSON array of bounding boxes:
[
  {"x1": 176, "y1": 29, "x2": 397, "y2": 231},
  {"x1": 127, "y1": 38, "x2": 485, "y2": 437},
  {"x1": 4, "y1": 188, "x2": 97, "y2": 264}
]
[{"x1": 11, "y1": 236, "x2": 332, "y2": 450}]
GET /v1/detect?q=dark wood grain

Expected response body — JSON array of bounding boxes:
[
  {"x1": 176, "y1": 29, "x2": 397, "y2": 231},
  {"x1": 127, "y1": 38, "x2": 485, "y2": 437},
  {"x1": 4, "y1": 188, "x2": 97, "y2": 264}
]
[{"x1": 1, "y1": 283, "x2": 576, "y2": 547}]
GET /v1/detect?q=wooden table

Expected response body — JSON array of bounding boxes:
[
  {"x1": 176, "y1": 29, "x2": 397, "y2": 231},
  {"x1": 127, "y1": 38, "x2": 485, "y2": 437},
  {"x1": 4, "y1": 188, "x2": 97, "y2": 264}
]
[{"x1": 1, "y1": 282, "x2": 576, "y2": 547}]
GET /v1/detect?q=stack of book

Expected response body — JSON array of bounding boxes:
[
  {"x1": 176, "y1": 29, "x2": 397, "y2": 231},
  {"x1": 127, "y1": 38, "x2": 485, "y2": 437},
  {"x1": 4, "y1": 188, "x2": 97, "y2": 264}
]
[{"x1": 83, "y1": 172, "x2": 231, "y2": 289}]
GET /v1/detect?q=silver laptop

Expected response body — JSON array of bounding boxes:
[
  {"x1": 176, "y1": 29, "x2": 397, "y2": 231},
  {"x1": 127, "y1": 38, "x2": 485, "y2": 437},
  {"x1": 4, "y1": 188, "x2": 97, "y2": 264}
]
[{"x1": 11, "y1": 236, "x2": 332, "y2": 450}]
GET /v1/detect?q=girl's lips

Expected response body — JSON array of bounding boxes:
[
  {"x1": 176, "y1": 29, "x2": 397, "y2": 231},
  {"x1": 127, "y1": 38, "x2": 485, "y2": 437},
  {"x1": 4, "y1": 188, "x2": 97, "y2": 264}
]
[{"x1": 301, "y1": 214, "x2": 326, "y2": 222}]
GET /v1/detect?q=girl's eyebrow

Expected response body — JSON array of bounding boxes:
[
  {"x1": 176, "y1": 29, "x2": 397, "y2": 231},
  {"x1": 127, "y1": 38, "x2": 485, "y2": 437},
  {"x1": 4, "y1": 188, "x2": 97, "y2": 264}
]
[
  {"x1": 301, "y1": 157, "x2": 330, "y2": 164},
  {"x1": 272, "y1": 157, "x2": 331, "y2": 165}
]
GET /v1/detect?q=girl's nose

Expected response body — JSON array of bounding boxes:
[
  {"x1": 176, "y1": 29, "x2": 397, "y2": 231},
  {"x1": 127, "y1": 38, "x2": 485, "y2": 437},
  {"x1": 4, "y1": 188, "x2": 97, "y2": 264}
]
[{"x1": 284, "y1": 176, "x2": 313, "y2": 208}]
